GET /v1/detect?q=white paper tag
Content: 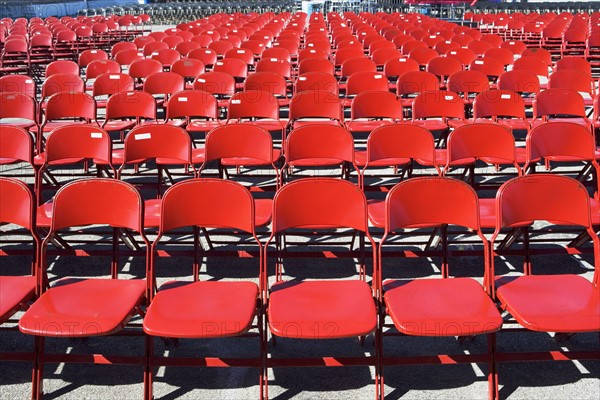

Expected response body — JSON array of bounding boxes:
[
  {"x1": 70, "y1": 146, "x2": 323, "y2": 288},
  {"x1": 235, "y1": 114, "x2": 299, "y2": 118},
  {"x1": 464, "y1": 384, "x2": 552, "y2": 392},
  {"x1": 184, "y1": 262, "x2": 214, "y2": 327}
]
[
  {"x1": 91, "y1": 132, "x2": 103, "y2": 138},
  {"x1": 298, "y1": 76, "x2": 307, "y2": 81},
  {"x1": 475, "y1": 60, "x2": 484, "y2": 65},
  {"x1": 445, "y1": 95, "x2": 454, "y2": 100},
  {"x1": 109, "y1": 74, "x2": 120, "y2": 79},
  {"x1": 197, "y1": 78, "x2": 206, "y2": 83},
  {"x1": 237, "y1": 50, "x2": 244, "y2": 53},
  {"x1": 501, "y1": 94, "x2": 511, "y2": 99},
  {"x1": 231, "y1": 99, "x2": 241, "y2": 104},
  {"x1": 374, "y1": 74, "x2": 383, "y2": 79},
  {"x1": 135, "y1": 133, "x2": 151, "y2": 140},
  {"x1": 178, "y1": 97, "x2": 188, "y2": 102}
]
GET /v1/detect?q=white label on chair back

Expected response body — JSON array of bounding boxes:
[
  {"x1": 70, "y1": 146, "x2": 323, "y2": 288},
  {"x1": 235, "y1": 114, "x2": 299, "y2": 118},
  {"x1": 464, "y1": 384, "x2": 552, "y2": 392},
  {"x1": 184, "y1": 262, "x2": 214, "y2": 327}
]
[
  {"x1": 109, "y1": 75, "x2": 120, "y2": 79},
  {"x1": 399, "y1": 58, "x2": 407, "y2": 62},
  {"x1": 91, "y1": 132, "x2": 103, "y2": 139},
  {"x1": 445, "y1": 95, "x2": 454, "y2": 100},
  {"x1": 178, "y1": 97, "x2": 188, "y2": 102},
  {"x1": 341, "y1": 24, "x2": 346, "y2": 28},
  {"x1": 205, "y1": 50, "x2": 212, "y2": 54},
  {"x1": 197, "y1": 78, "x2": 206, "y2": 83},
  {"x1": 429, "y1": 35, "x2": 436, "y2": 39},
  {"x1": 270, "y1": 58, "x2": 278, "y2": 62},
  {"x1": 207, "y1": 31, "x2": 213, "y2": 34},
  {"x1": 127, "y1": 92, "x2": 135, "y2": 95},
  {"x1": 374, "y1": 74, "x2": 383, "y2": 79},
  {"x1": 135, "y1": 133, "x2": 151, "y2": 140},
  {"x1": 509, "y1": 41, "x2": 515, "y2": 45},
  {"x1": 237, "y1": 50, "x2": 245, "y2": 54},
  {"x1": 298, "y1": 76, "x2": 307, "y2": 81},
  {"x1": 475, "y1": 60, "x2": 484, "y2": 65},
  {"x1": 501, "y1": 94, "x2": 511, "y2": 99},
  {"x1": 445, "y1": 40, "x2": 451, "y2": 44},
  {"x1": 91, "y1": 50, "x2": 98, "y2": 53},
  {"x1": 137, "y1": 52, "x2": 143, "y2": 56},
  {"x1": 216, "y1": 62, "x2": 223, "y2": 66},
  {"x1": 152, "y1": 52, "x2": 158, "y2": 56},
  {"x1": 231, "y1": 99, "x2": 241, "y2": 104},
  {"x1": 26, "y1": 79, "x2": 33, "y2": 83}
]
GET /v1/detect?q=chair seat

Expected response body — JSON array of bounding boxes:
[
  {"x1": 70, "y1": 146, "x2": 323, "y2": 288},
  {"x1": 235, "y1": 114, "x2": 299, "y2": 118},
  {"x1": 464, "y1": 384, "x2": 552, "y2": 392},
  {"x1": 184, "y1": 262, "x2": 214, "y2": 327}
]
[
  {"x1": 268, "y1": 280, "x2": 377, "y2": 339},
  {"x1": 288, "y1": 157, "x2": 345, "y2": 168},
  {"x1": 33, "y1": 152, "x2": 85, "y2": 166},
  {"x1": 36, "y1": 201, "x2": 53, "y2": 227},
  {"x1": 144, "y1": 198, "x2": 272, "y2": 228},
  {"x1": 143, "y1": 280, "x2": 259, "y2": 338},
  {"x1": 496, "y1": 274, "x2": 600, "y2": 332},
  {"x1": 19, "y1": 278, "x2": 146, "y2": 337},
  {"x1": 384, "y1": 278, "x2": 502, "y2": 336},
  {"x1": 0, "y1": 276, "x2": 37, "y2": 324},
  {"x1": 411, "y1": 120, "x2": 449, "y2": 132},
  {"x1": 221, "y1": 149, "x2": 281, "y2": 166},
  {"x1": 347, "y1": 120, "x2": 393, "y2": 133},
  {"x1": 354, "y1": 150, "x2": 410, "y2": 168},
  {"x1": 41, "y1": 121, "x2": 89, "y2": 133},
  {"x1": 290, "y1": 119, "x2": 341, "y2": 130},
  {"x1": 417, "y1": 149, "x2": 475, "y2": 167},
  {"x1": 367, "y1": 199, "x2": 385, "y2": 228},
  {"x1": 479, "y1": 198, "x2": 496, "y2": 229},
  {"x1": 186, "y1": 120, "x2": 221, "y2": 132}
]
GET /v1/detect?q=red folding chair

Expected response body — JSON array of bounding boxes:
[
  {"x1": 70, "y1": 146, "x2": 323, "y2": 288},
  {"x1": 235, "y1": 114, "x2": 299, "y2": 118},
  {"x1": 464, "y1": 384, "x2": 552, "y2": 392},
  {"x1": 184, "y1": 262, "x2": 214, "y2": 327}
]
[
  {"x1": 379, "y1": 177, "x2": 502, "y2": 400},
  {"x1": 491, "y1": 175, "x2": 599, "y2": 399},
  {"x1": 143, "y1": 178, "x2": 265, "y2": 400},
  {"x1": 264, "y1": 178, "x2": 380, "y2": 399},
  {"x1": 18, "y1": 178, "x2": 150, "y2": 400}
]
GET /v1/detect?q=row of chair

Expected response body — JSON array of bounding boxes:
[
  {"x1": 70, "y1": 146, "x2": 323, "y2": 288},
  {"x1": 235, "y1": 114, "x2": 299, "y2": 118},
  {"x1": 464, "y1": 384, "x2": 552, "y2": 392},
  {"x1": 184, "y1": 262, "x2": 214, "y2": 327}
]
[{"x1": 1, "y1": 171, "x2": 598, "y2": 400}]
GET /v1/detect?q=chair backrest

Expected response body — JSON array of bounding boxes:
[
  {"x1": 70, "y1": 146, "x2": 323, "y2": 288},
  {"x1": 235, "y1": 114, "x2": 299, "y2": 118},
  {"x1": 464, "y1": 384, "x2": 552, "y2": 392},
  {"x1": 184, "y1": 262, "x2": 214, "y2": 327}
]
[
  {"x1": 396, "y1": 71, "x2": 439, "y2": 97},
  {"x1": 285, "y1": 124, "x2": 355, "y2": 166},
  {"x1": 45, "y1": 60, "x2": 79, "y2": 78},
  {"x1": 447, "y1": 70, "x2": 490, "y2": 97},
  {"x1": 202, "y1": 124, "x2": 275, "y2": 166},
  {"x1": 0, "y1": 126, "x2": 33, "y2": 165},
  {"x1": 288, "y1": 90, "x2": 343, "y2": 122},
  {"x1": 114, "y1": 49, "x2": 145, "y2": 67},
  {"x1": 104, "y1": 90, "x2": 156, "y2": 124},
  {"x1": 412, "y1": 90, "x2": 465, "y2": 120},
  {"x1": 188, "y1": 48, "x2": 218, "y2": 67},
  {"x1": 166, "y1": 90, "x2": 217, "y2": 121},
  {"x1": 129, "y1": 58, "x2": 163, "y2": 80},
  {"x1": 494, "y1": 175, "x2": 592, "y2": 231},
  {"x1": 193, "y1": 71, "x2": 236, "y2": 97},
  {"x1": 227, "y1": 90, "x2": 279, "y2": 121},
  {"x1": 298, "y1": 57, "x2": 334, "y2": 75},
  {"x1": 41, "y1": 73, "x2": 85, "y2": 99},
  {"x1": 295, "y1": 72, "x2": 339, "y2": 95},
  {"x1": 50, "y1": 178, "x2": 143, "y2": 233},
  {"x1": 383, "y1": 57, "x2": 419, "y2": 79},
  {"x1": 446, "y1": 123, "x2": 519, "y2": 169},
  {"x1": 121, "y1": 124, "x2": 191, "y2": 167},
  {"x1": 143, "y1": 72, "x2": 185, "y2": 96},
  {"x1": 159, "y1": 179, "x2": 255, "y2": 234},
  {"x1": 150, "y1": 48, "x2": 181, "y2": 67},
  {"x1": 43, "y1": 124, "x2": 111, "y2": 166},
  {"x1": 44, "y1": 92, "x2": 96, "y2": 122},
  {"x1": 0, "y1": 92, "x2": 36, "y2": 122},
  {"x1": 497, "y1": 69, "x2": 540, "y2": 95},
  {"x1": 0, "y1": 177, "x2": 35, "y2": 231},
  {"x1": 350, "y1": 91, "x2": 403, "y2": 121},
  {"x1": 533, "y1": 88, "x2": 587, "y2": 119},
  {"x1": 92, "y1": 73, "x2": 134, "y2": 97},
  {"x1": 473, "y1": 89, "x2": 526, "y2": 119},
  {"x1": 170, "y1": 58, "x2": 205, "y2": 80},
  {"x1": 243, "y1": 71, "x2": 287, "y2": 97},
  {"x1": 213, "y1": 58, "x2": 248, "y2": 79},
  {"x1": 385, "y1": 177, "x2": 481, "y2": 232},
  {"x1": 272, "y1": 178, "x2": 368, "y2": 233},
  {"x1": 526, "y1": 121, "x2": 596, "y2": 165},
  {"x1": 0, "y1": 75, "x2": 36, "y2": 98},
  {"x1": 345, "y1": 72, "x2": 389, "y2": 96},
  {"x1": 548, "y1": 69, "x2": 593, "y2": 95},
  {"x1": 340, "y1": 57, "x2": 377, "y2": 77},
  {"x1": 364, "y1": 124, "x2": 438, "y2": 169},
  {"x1": 85, "y1": 59, "x2": 121, "y2": 80}
]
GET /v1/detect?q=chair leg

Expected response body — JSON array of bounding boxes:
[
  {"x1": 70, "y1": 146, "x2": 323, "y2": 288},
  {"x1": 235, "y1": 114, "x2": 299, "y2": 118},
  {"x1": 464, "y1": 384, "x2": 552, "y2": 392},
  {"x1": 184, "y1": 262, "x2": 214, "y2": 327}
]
[
  {"x1": 144, "y1": 335, "x2": 154, "y2": 400},
  {"x1": 487, "y1": 333, "x2": 498, "y2": 400},
  {"x1": 31, "y1": 336, "x2": 44, "y2": 400}
]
